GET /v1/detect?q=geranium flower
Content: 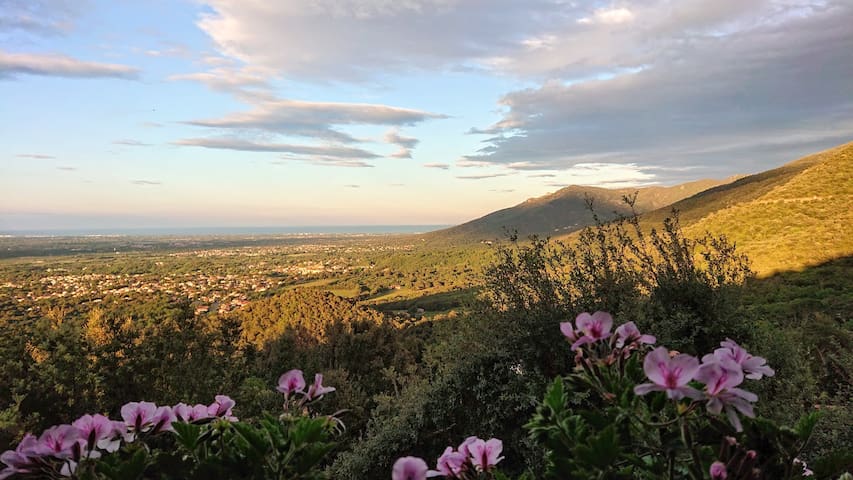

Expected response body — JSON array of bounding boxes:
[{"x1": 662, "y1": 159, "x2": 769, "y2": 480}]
[
  {"x1": 695, "y1": 358, "x2": 757, "y2": 432},
  {"x1": 710, "y1": 461, "x2": 728, "y2": 479},
  {"x1": 392, "y1": 456, "x2": 429, "y2": 480},
  {"x1": 711, "y1": 339, "x2": 775, "y2": 380},
  {"x1": 172, "y1": 403, "x2": 192, "y2": 423},
  {"x1": 277, "y1": 369, "x2": 306, "y2": 399},
  {"x1": 71, "y1": 414, "x2": 121, "y2": 454},
  {"x1": 0, "y1": 434, "x2": 38, "y2": 478},
  {"x1": 150, "y1": 406, "x2": 177, "y2": 433},
  {"x1": 457, "y1": 436, "x2": 479, "y2": 457},
  {"x1": 427, "y1": 447, "x2": 466, "y2": 478},
  {"x1": 634, "y1": 347, "x2": 702, "y2": 400},
  {"x1": 121, "y1": 401, "x2": 158, "y2": 435},
  {"x1": 571, "y1": 312, "x2": 613, "y2": 350},
  {"x1": 35, "y1": 425, "x2": 81, "y2": 459},
  {"x1": 208, "y1": 395, "x2": 237, "y2": 421},
  {"x1": 468, "y1": 438, "x2": 504, "y2": 472},
  {"x1": 614, "y1": 321, "x2": 656, "y2": 348},
  {"x1": 559, "y1": 321, "x2": 579, "y2": 343},
  {"x1": 306, "y1": 374, "x2": 336, "y2": 401}
]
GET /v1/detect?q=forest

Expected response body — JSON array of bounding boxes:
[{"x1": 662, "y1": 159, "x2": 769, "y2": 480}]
[{"x1": 0, "y1": 210, "x2": 850, "y2": 479}]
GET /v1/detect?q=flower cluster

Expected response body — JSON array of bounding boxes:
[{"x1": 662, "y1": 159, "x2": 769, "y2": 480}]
[
  {"x1": 277, "y1": 369, "x2": 336, "y2": 402},
  {"x1": 561, "y1": 311, "x2": 656, "y2": 354},
  {"x1": 392, "y1": 436, "x2": 504, "y2": 480},
  {"x1": 0, "y1": 395, "x2": 237, "y2": 479},
  {"x1": 634, "y1": 338, "x2": 774, "y2": 431},
  {"x1": 558, "y1": 312, "x2": 775, "y2": 432}
]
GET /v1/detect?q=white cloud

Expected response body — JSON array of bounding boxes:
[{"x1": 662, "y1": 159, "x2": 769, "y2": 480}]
[
  {"x1": 184, "y1": 0, "x2": 852, "y2": 181},
  {"x1": 196, "y1": 0, "x2": 570, "y2": 81},
  {"x1": 465, "y1": 1, "x2": 853, "y2": 180},
  {"x1": 578, "y1": 7, "x2": 635, "y2": 25},
  {"x1": 0, "y1": 49, "x2": 138, "y2": 79}
]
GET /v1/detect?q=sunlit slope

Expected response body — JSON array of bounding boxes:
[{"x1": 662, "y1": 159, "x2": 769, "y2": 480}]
[
  {"x1": 680, "y1": 142, "x2": 852, "y2": 274},
  {"x1": 428, "y1": 178, "x2": 732, "y2": 243}
]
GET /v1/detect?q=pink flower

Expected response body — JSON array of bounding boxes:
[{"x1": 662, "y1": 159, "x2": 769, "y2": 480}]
[
  {"x1": 72, "y1": 414, "x2": 121, "y2": 453},
  {"x1": 695, "y1": 358, "x2": 757, "y2": 432},
  {"x1": 710, "y1": 461, "x2": 728, "y2": 479},
  {"x1": 614, "y1": 321, "x2": 656, "y2": 348},
  {"x1": 571, "y1": 312, "x2": 613, "y2": 350},
  {"x1": 794, "y1": 457, "x2": 814, "y2": 476},
  {"x1": 193, "y1": 404, "x2": 210, "y2": 420},
  {"x1": 35, "y1": 425, "x2": 81, "y2": 459},
  {"x1": 427, "y1": 447, "x2": 466, "y2": 478},
  {"x1": 457, "y1": 436, "x2": 479, "y2": 457},
  {"x1": 467, "y1": 438, "x2": 504, "y2": 472},
  {"x1": 121, "y1": 401, "x2": 158, "y2": 434},
  {"x1": 173, "y1": 403, "x2": 192, "y2": 423},
  {"x1": 559, "y1": 321, "x2": 579, "y2": 343},
  {"x1": 151, "y1": 406, "x2": 177, "y2": 433},
  {"x1": 713, "y1": 339, "x2": 775, "y2": 380},
  {"x1": 208, "y1": 395, "x2": 237, "y2": 421},
  {"x1": 306, "y1": 374, "x2": 336, "y2": 401},
  {"x1": 634, "y1": 347, "x2": 702, "y2": 400},
  {"x1": 0, "y1": 434, "x2": 38, "y2": 478},
  {"x1": 277, "y1": 369, "x2": 306, "y2": 398},
  {"x1": 392, "y1": 456, "x2": 428, "y2": 480}
]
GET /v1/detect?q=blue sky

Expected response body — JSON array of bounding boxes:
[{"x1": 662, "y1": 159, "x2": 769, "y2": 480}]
[{"x1": 2, "y1": 0, "x2": 851, "y2": 229}]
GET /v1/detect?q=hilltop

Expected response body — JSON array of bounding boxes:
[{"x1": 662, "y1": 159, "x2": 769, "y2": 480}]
[
  {"x1": 427, "y1": 178, "x2": 733, "y2": 242},
  {"x1": 669, "y1": 141, "x2": 853, "y2": 275}
]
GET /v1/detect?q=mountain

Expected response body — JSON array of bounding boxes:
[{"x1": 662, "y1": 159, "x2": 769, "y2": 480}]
[
  {"x1": 664, "y1": 141, "x2": 853, "y2": 275},
  {"x1": 428, "y1": 178, "x2": 734, "y2": 242}
]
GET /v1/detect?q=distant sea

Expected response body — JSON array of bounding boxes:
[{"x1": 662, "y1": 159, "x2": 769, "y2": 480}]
[{"x1": 0, "y1": 225, "x2": 450, "y2": 237}]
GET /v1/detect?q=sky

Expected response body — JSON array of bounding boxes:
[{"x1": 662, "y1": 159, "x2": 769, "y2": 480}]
[{"x1": 1, "y1": 0, "x2": 851, "y2": 230}]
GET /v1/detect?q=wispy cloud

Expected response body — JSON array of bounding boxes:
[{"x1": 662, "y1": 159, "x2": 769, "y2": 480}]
[
  {"x1": 183, "y1": 99, "x2": 445, "y2": 142},
  {"x1": 423, "y1": 163, "x2": 450, "y2": 170},
  {"x1": 177, "y1": 98, "x2": 446, "y2": 167},
  {"x1": 57, "y1": 166, "x2": 77, "y2": 171},
  {"x1": 456, "y1": 173, "x2": 509, "y2": 180},
  {"x1": 273, "y1": 157, "x2": 374, "y2": 168},
  {"x1": 169, "y1": 66, "x2": 272, "y2": 97},
  {"x1": 17, "y1": 153, "x2": 55, "y2": 159},
  {"x1": 344, "y1": 184, "x2": 360, "y2": 188},
  {"x1": 0, "y1": 1, "x2": 80, "y2": 37},
  {"x1": 131, "y1": 180, "x2": 162, "y2": 186},
  {"x1": 0, "y1": 50, "x2": 139, "y2": 80},
  {"x1": 384, "y1": 128, "x2": 419, "y2": 158},
  {"x1": 528, "y1": 173, "x2": 556, "y2": 178},
  {"x1": 113, "y1": 139, "x2": 152, "y2": 146},
  {"x1": 176, "y1": 137, "x2": 380, "y2": 160},
  {"x1": 140, "y1": 121, "x2": 163, "y2": 128}
]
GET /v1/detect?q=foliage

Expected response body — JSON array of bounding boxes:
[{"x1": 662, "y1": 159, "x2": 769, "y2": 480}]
[
  {"x1": 526, "y1": 314, "x2": 819, "y2": 479},
  {"x1": 485, "y1": 202, "x2": 753, "y2": 355},
  {"x1": 1, "y1": 372, "x2": 340, "y2": 480}
]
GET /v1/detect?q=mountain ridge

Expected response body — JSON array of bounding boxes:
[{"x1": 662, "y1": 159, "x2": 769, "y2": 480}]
[{"x1": 427, "y1": 177, "x2": 737, "y2": 242}]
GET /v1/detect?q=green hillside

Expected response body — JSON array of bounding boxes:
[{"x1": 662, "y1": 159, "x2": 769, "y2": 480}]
[
  {"x1": 673, "y1": 141, "x2": 853, "y2": 275},
  {"x1": 428, "y1": 178, "x2": 732, "y2": 242}
]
